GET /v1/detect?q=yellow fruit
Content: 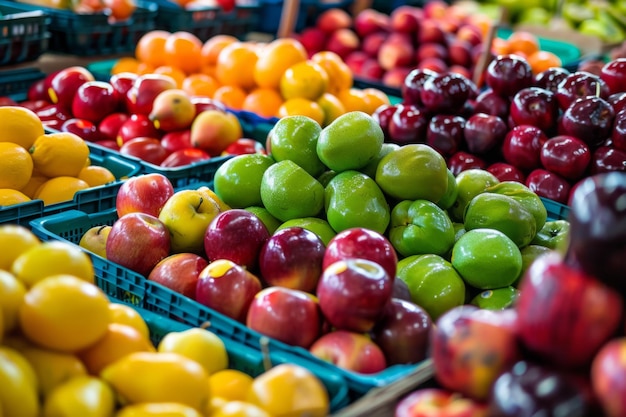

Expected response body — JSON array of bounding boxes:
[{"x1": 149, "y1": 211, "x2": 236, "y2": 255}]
[
  {"x1": 77, "y1": 165, "x2": 116, "y2": 187},
  {"x1": 0, "y1": 270, "x2": 27, "y2": 333},
  {"x1": 361, "y1": 87, "x2": 391, "y2": 115},
  {"x1": 78, "y1": 225, "x2": 112, "y2": 259},
  {"x1": 11, "y1": 240, "x2": 95, "y2": 287},
  {"x1": 42, "y1": 375, "x2": 116, "y2": 417},
  {"x1": 337, "y1": 88, "x2": 369, "y2": 113},
  {"x1": 157, "y1": 327, "x2": 228, "y2": 376},
  {"x1": 19, "y1": 346, "x2": 87, "y2": 399},
  {"x1": 0, "y1": 346, "x2": 40, "y2": 417},
  {"x1": 20, "y1": 173, "x2": 49, "y2": 199},
  {"x1": 0, "y1": 307, "x2": 4, "y2": 343},
  {"x1": 280, "y1": 61, "x2": 329, "y2": 101},
  {"x1": 78, "y1": 323, "x2": 156, "y2": 376},
  {"x1": 310, "y1": 51, "x2": 353, "y2": 96},
  {"x1": 35, "y1": 176, "x2": 90, "y2": 206},
  {"x1": 0, "y1": 106, "x2": 45, "y2": 150},
  {"x1": 212, "y1": 401, "x2": 273, "y2": 417},
  {"x1": 317, "y1": 92, "x2": 346, "y2": 127},
  {"x1": 30, "y1": 132, "x2": 90, "y2": 178},
  {"x1": 100, "y1": 351, "x2": 210, "y2": 411},
  {"x1": 0, "y1": 188, "x2": 31, "y2": 206},
  {"x1": 0, "y1": 224, "x2": 40, "y2": 271},
  {"x1": 197, "y1": 186, "x2": 231, "y2": 212},
  {"x1": 19, "y1": 274, "x2": 110, "y2": 352},
  {"x1": 246, "y1": 364, "x2": 329, "y2": 417},
  {"x1": 107, "y1": 303, "x2": 150, "y2": 340},
  {"x1": 115, "y1": 403, "x2": 204, "y2": 417},
  {"x1": 253, "y1": 38, "x2": 308, "y2": 90},
  {"x1": 0, "y1": 141, "x2": 34, "y2": 190},
  {"x1": 277, "y1": 98, "x2": 325, "y2": 126},
  {"x1": 209, "y1": 369, "x2": 254, "y2": 402}
]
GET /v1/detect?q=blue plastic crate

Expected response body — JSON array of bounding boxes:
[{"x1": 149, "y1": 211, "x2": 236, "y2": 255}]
[
  {"x1": 542, "y1": 196, "x2": 570, "y2": 221},
  {"x1": 29, "y1": 205, "x2": 434, "y2": 398},
  {"x1": 0, "y1": 67, "x2": 45, "y2": 100},
  {"x1": 144, "y1": 0, "x2": 223, "y2": 41},
  {"x1": 0, "y1": 2, "x2": 50, "y2": 66},
  {"x1": 0, "y1": 143, "x2": 142, "y2": 227}
]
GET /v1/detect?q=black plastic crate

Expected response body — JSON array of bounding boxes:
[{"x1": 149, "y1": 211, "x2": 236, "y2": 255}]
[{"x1": 0, "y1": 1, "x2": 49, "y2": 65}]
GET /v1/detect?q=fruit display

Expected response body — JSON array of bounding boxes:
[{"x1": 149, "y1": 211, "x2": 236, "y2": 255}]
[
  {"x1": 372, "y1": 54, "x2": 626, "y2": 205},
  {"x1": 0, "y1": 223, "x2": 334, "y2": 417},
  {"x1": 15, "y1": 0, "x2": 138, "y2": 21},
  {"x1": 393, "y1": 171, "x2": 626, "y2": 417}
]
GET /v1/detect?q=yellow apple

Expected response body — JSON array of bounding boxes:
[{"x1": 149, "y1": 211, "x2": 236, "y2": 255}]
[
  {"x1": 157, "y1": 327, "x2": 228, "y2": 376},
  {"x1": 78, "y1": 225, "x2": 112, "y2": 258}
]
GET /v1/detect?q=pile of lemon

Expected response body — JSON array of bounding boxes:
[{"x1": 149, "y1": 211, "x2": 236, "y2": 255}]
[
  {"x1": 0, "y1": 106, "x2": 117, "y2": 207},
  {"x1": 0, "y1": 224, "x2": 330, "y2": 417}
]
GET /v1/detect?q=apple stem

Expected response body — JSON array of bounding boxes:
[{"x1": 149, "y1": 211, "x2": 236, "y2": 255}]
[
  {"x1": 197, "y1": 197, "x2": 204, "y2": 211},
  {"x1": 260, "y1": 336, "x2": 273, "y2": 371},
  {"x1": 200, "y1": 321, "x2": 212, "y2": 329},
  {"x1": 595, "y1": 81, "x2": 601, "y2": 98},
  {"x1": 97, "y1": 225, "x2": 108, "y2": 235}
]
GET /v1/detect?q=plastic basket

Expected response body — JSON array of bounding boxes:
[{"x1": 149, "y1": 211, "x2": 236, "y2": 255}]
[
  {"x1": 1, "y1": 0, "x2": 157, "y2": 56},
  {"x1": 0, "y1": 1, "x2": 49, "y2": 65},
  {"x1": 29, "y1": 205, "x2": 435, "y2": 397},
  {"x1": 0, "y1": 66, "x2": 45, "y2": 100},
  {"x1": 146, "y1": 0, "x2": 223, "y2": 42},
  {"x1": 137, "y1": 306, "x2": 351, "y2": 412},
  {"x1": 542, "y1": 196, "x2": 570, "y2": 221},
  {"x1": 219, "y1": 0, "x2": 261, "y2": 39},
  {"x1": 0, "y1": 143, "x2": 141, "y2": 226}
]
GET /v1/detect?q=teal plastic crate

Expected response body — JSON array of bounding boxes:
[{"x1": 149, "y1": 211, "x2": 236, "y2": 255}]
[
  {"x1": 145, "y1": 0, "x2": 223, "y2": 41},
  {"x1": 0, "y1": 143, "x2": 141, "y2": 226},
  {"x1": 137, "y1": 306, "x2": 351, "y2": 412},
  {"x1": 29, "y1": 206, "x2": 435, "y2": 398},
  {"x1": 218, "y1": 0, "x2": 261, "y2": 39},
  {"x1": 542, "y1": 196, "x2": 570, "y2": 221},
  {"x1": 0, "y1": 2, "x2": 50, "y2": 65},
  {"x1": 0, "y1": 0, "x2": 157, "y2": 56},
  {"x1": 0, "y1": 67, "x2": 45, "y2": 100}
]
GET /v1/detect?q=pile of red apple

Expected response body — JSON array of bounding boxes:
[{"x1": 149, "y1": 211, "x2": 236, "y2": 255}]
[
  {"x1": 2, "y1": 66, "x2": 262, "y2": 169},
  {"x1": 294, "y1": 1, "x2": 487, "y2": 87},
  {"x1": 393, "y1": 171, "x2": 626, "y2": 417},
  {"x1": 372, "y1": 55, "x2": 626, "y2": 205},
  {"x1": 94, "y1": 172, "x2": 431, "y2": 376}
]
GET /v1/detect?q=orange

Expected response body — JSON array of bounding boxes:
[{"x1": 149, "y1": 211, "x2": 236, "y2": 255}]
[
  {"x1": 11, "y1": 240, "x2": 95, "y2": 287},
  {"x1": 77, "y1": 165, "x2": 116, "y2": 187},
  {"x1": 242, "y1": 88, "x2": 284, "y2": 118},
  {"x1": 209, "y1": 369, "x2": 254, "y2": 402},
  {"x1": 527, "y1": 50, "x2": 562, "y2": 75},
  {"x1": 507, "y1": 31, "x2": 540, "y2": 57},
  {"x1": 34, "y1": 176, "x2": 90, "y2": 206},
  {"x1": 19, "y1": 174, "x2": 48, "y2": 199},
  {"x1": 310, "y1": 51, "x2": 353, "y2": 96},
  {"x1": 337, "y1": 88, "x2": 370, "y2": 113},
  {"x1": 136, "y1": 62, "x2": 156, "y2": 75},
  {"x1": 19, "y1": 274, "x2": 110, "y2": 352},
  {"x1": 182, "y1": 73, "x2": 220, "y2": 98},
  {"x1": 253, "y1": 38, "x2": 308, "y2": 90},
  {"x1": 0, "y1": 225, "x2": 40, "y2": 272},
  {"x1": 277, "y1": 98, "x2": 325, "y2": 126},
  {"x1": 105, "y1": 0, "x2": 136, "y2": 21},
  {"x1": 490, "y1": 38, "x2": 509, "y2": 56},
  {"x1": 111, "y1": 57, "x2": 141, "y2": 75},
  {"x1": 280, "y1": 61, "x2": 329, "y2": 101},
  {"x1": 213, "y1": 85, "x2": 247, "y2": 110},
  {"x1": 215, "y1": 42, "x2": 259, "y2": 90},
  {"x1": 0, "y1": 106, "x2": 45, "y2": 150},
  {"x1": 78, "y1": 323, "x2": 155, "y2": 375},
  {"x1": 201, "y1": 34, "x2": 239, "y2": 69},
  {"x1": 316, "y1": 92, "x2": 345, "y2": 127},
  {"x1": 0, "y1": 189, "x2": 31, "y2": 206},
  {"x1": 361, "y1": 88, "x2": 391, "y2": 115},
  {"x1": 0, "y1": 142, "x2": 33, "y2": 190},
  {"x1": 107, "y1": 303, "x2": 150, "y2": 340},
  {"x1": 135, "y1": 30, "x2": 170, "y2": 68},
  {"x1": 164, "y1": 31, "x2": 203, "y2": 75},
  {"x1": 30, "y1": 131, "x2": 90, "y2": 178},
  {"x1": 153, "y1": 65, "x2": 187, "y2": 88}
]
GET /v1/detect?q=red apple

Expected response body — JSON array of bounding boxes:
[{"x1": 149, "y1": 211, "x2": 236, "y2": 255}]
[
  {"x1": 456, "y1": 24, "x2": 483, "y2": 47},
  {"x1": 93, "y1": 140, "x2": 120, "y2": 151},
  {"x1": 71, "y1": 80, "x2": 120, "y2": 124},
  {"x1": 359, "y1": 59, "x2": 385, "y2": 81},
  {"x1": 309, "y1": 330, "x2": 387, "y2": 374},
  {"x1": 415, "y1": 42, "x2": 449, "y2": 64},
  {"x1": 203, "y1": 209, "x2": 270, "y2": 271},
  {"x1": 540, "y1": 135, "x2": 591, "y2": 181},
  {"x1": 35, "y1": 103, "x2": 72, "y2": 127},
  {"x1": 417, "y1": 19, "x2": 446, "y2": 45},
  {"x1": 115, "y1": 172, "x2": 175, "y2": 218},
  {"x1": 191, "y1": 96, "x2": 227, "y2": 114},
  {"x1": 325, "y1": 28, "x2": 360, "y2": 59},
  {"x1": 61, "y1": 118, "x2": 103, "y2": 142},
  {"x1": 525, "y1": 168, "x2": 571, "y2": 204},
  {"x1": 316, "y1": 7, "x2": 352, "y2": 33},
  {"x1": 591, "y1": 338, "x2": 626, "y2": 417},
  {"x1": 395, "y1": 388, "x2": 489, "y2": 417},
  {"x1": 98, "y1": 112, "x2": 130, "y2": 141},
  {"x1": 258, "y1": 227, "x2": 325, "y2": 293},
  {"x1": 317, "y1": 258, "x2": 393, "y2": 333},
  {"x1": 516, "y1": 251, "x2": 623, "y2": 368},
  {"x1": 298, "y1": 26, "x2": 327, "y2": 55},
  {"x1": 361, "y1": 31, "x2": 387, "y2": 58},
  {"x1": 48, "y1": 66, "x2": 95, "y2": 109},
  {"x1": 147, "y1": 252, "x2": 208, "y2": 299},
  {"x1": 353, "y1": 8, "x2": 390, "y2": 38},
  {"x1": 160, "y1": 130, "x2": 192, "y2": 153},
  {"x1": 246, "y1": 286, "x2": 323, "y2": 348},
  {"x1": 323, "y1": 227, "x2": 397, "y2": 281},
  {"x1": 378, "y1": 40, "x2": 414, "y2": 71},
  {"x1": 222, "y1": 138, "x2": 265, "y2": 156},
  {"x1": 417, "y1": 57, "x2": 449, "y2": 74},
  {"x1": 370, "y1": 299, "x2": 432, "y2": 366},
  {"x1": 109, "y1": 72, "x2": 138, "y2": 102},
  {"x1": 382, "y1": 67, "x2": 413, "y2": 89},
  {"x1": 27, "y1": 76, "x2": 52, "y2": 102},
  {"x1": 20, "y1": 99, "x2": 51, "y2": 112},
  {"x1": 501, "y1": 124, "x2": 548, "y2": 172},
  {"x1": 125, "y1": 73, "x2": 177, "y2": 116},
  {"x1": 195, "y1": 259, "x2": 262, "y2": 322},
  {"x1": 160, "y1": 148, "x2": 211, "y2": 167},
  {"x1": 344, "y1": 51, "x2": 369, "y2": 76},
  {"x1": 117, "y1": 114, "x2": 161, "y2": 147},
  {"x1": 390, "y1": 5, "x2": 422, "y2": 33},
  {"x1": 486, "y1": 162, "x2": 526, "y2": 183},
  {"x1": 448, "y1": 38, "x2": 473, "y2": 69},
  {"x1": 432, "y1": 306, "x2": 521, "y2": 401},
  {"x1": 106, "y1": 212, "x2": 171, "y2": 277},
  {"x1": 0, "y1": 96, "x2": 18, "y2": 106},
  {"x1": 120, "y1": 137, "x2": 169, "y2": 166}
]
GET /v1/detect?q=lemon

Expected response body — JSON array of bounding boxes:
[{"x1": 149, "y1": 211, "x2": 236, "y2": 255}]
[
  {"x1": 115, "y1": 403, "x2": 205, "y2": 417},
  {"x1": 107, "y1": 303, "x2": 150, "y2": 340},
  {"x1": 19, "y1": 346, "x2": 87, "y2": 398},
  {"x1": 0, "y1": 224, "x2": 40, "y2": 271},
  {"x1": 0, "y1": 141, "x2": 34, "y2": 190},
  {"x1": 157, "y1": 327, "x2": 228, "y2": 376},
  {"x1": 0, "y1": 346, "x2": 39, "y2": 417},
  {"x1": 30, "y1": 132, "x2": 90, "y2": 178},
  {"x1": 42, "y1": 376, "x2": 116, "y2": 417},
  {"x1": 0, "y1": 106, "x2": 45, "y2": 149},
  {"x1": 0, "y1": 270, "x2": 27, "y2": 333},
  {"x1": 35, "y1": 176, "x2": 90, "y2": 206},
  {"x1": 0, "y1": 188, "x2": 31, "y2": 206}
]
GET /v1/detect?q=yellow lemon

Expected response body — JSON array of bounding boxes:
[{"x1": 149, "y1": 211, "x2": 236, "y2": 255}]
[
  {"x1": 107, "y1": 303, "x2": 150, "y2": 340},
  {"x1": 212, "y1": 401, "x2": 273, "y2": 417},
  {"x1": 11, "y1": 240, "x2": 95, "y2": 287},
  {"x1": 115, "y1": 403, "x2": 205, "y2": 417},
  {"x1": 0, "y1": 106, "x2": 45, "y2": 150},
  {"x1": 0, "y1": 188, "x2": 31, "y2": 206},
  {"x1": 30, "y1": 132, "x2": 90, "y2": 178},
  {"x1": 0, "y1": 346, "x2": 39, "y2": 417},
  {"x1": 209, "y1": 369, "x2": 254, "y2": 402},
  {"x1": 77, "y1": 165, "x2": 116, "y2": 187},
  {"x1": 19, "y1": 346, "x2": 87, "y2": 399},
  {"x1": 42, "y1": 375, "x2": 116, "y2": 417},
  {"x1": 0, "y1": 141, "x2": 33, "y2": 190},
  {"x1": 157, "y1": 327, "x2": 228, "y2": 376},
  {"x1": 0, "y1": 270, "x2": 27, "y2": 333},
  {"x1": 35, "y1": 176, "x2": 90, "y2": 206},
  {"x1": 0, "y1": 224, "x2": 40, "y2": 271}
]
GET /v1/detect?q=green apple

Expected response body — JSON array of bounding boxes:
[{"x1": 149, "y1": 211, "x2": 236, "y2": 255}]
[
  {"x1": 448, "y1": 169, "x2": 499, "y2": 222},
  {"x1": 317, "y1": 170, "x2": 337, "y2": 187},
  {"x1": 530, "y1": 220, "x2": 570, "y2": 253},
  {"x1": 359, "y1": 142, "x2": 400, "y2": 179},
  {"x1": 389, "y1": 199, "x2": 455, "y2": 258},
  {"x1": 260, "y1": 160, "x2": 325, "y2": 222},
  {"x1": 451, "y1": 228, "x2": 523, "y2": 290},
  {"x1": 397, "y1": 254, "x2": 466, "y2": 321},
  {"x1": 276, "y1": 217, "x2": 336, "y2": 246},
  {"x1": 463, "y1": 193, "x2": 537, "y2": 248},
  {"x1": 316, "y1": 111, "x2": 384, "y2": 172},
  {"x1": 78, "y1": 225, "x2": 112, "y2": 258},
  {"x1": 324, "y1": 170, "x2": 390, "y2": 235},
  {"x1": 213, "y1": 153, "x2": 275, "y2": 209},
  {"x1": 267, "y1": 115, "x2": 325, "y2": 178},
  {"x1": 485, "y1": 181, "x2": 547, "y2": 234},
  {"x1": 158, "y1": 189, "x2": 221, "y2": 254},
  {"x1": 518, "y1": 244, "x2": 552, "y2": 286},
  {"x1": 375, "y1": 144, "x2": 449, "y2": 203},
  {"x1": 436, "y1": 168, "x2": 458, "y2": 211},
  {"x1": 470, "y1": 287, "x2": 520, "y2": 310},
  {"x1": 517, "y1": 7, "x2": 552, "y2": 25},
  {"x1": 244, "y1": 206, "x2": 282, "y2": 235}
]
